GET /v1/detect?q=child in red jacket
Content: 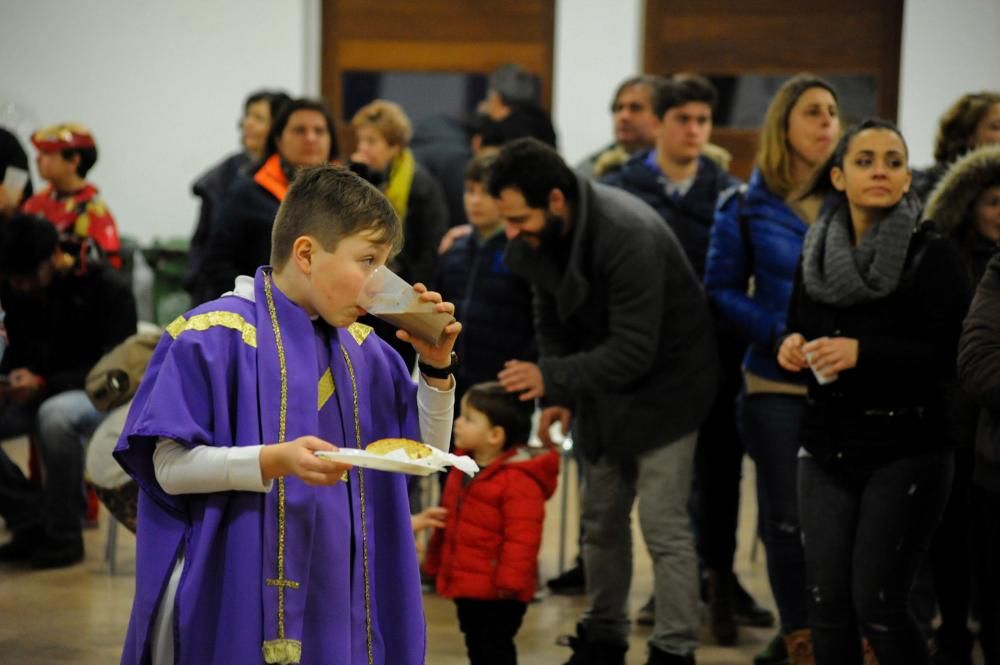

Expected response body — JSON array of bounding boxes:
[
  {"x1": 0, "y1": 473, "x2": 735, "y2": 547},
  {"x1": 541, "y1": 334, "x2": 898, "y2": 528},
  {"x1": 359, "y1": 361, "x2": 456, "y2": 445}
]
[{"x1": 424, "y1": 381, "x2": 560, "y2": 665}]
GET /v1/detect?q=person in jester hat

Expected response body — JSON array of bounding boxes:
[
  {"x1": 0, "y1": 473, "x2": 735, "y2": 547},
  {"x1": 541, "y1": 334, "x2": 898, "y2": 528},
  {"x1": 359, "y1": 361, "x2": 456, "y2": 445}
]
[{"x1": 113, "y1": 165, "x2": 462, "y2": 665}]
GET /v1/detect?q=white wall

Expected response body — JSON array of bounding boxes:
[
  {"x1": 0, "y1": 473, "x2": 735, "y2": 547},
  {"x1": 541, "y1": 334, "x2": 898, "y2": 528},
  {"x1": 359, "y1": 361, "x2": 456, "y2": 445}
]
[
  {"x1": 552, "y1": 0, "x2": 644, "y2": 166},
  {"x1": 0, "y1": 0, "x2": 313, "y2": 243},
  {"x1": 899, "y1": 0, "x2": 1000, "y2": 167}
]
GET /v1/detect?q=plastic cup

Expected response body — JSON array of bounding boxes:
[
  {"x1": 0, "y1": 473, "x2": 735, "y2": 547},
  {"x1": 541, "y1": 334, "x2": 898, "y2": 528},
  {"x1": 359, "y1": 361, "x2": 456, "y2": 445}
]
[
  {"x1": 358, "y1": 266, "x2": 455, "y2": 346},
  {"x1": 804, "y1": 337, "x2": 837, "y2": 385},
  {"x1": 2, "y1": 166, "x2": 28, "y2": 194}
]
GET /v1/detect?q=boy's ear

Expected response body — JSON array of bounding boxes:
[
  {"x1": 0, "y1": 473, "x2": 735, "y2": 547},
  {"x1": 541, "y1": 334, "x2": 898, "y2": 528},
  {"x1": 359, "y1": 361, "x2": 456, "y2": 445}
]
[
  {"x1": 488, "y1": 425, "x2": 506, "y2": 448},
  {"x1": 290, "y1": 236, "x2": 315, "y2": 274}
]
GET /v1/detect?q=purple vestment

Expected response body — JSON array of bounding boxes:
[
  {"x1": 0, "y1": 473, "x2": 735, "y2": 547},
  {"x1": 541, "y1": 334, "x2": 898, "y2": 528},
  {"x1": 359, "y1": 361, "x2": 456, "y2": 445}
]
[{"x1": 114, "y1": 268, "x2": 426, "y2": 665}]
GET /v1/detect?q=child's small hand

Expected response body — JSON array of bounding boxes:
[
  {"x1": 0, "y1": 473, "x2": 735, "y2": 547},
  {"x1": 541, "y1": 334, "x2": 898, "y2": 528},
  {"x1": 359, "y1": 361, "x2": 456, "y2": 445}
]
[
  {"x1": 260, "y1": 436, "x2": 352, "y2": 485},
  {"x1": 411, "y1": 506, "x2": 448, "y2": 532}
]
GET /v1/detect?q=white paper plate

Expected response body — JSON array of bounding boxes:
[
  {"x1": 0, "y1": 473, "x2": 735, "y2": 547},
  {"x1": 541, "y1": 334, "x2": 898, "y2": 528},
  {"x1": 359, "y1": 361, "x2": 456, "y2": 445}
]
[{"x1": 314, "y1": 448, "x2": 441, "y2": 476}]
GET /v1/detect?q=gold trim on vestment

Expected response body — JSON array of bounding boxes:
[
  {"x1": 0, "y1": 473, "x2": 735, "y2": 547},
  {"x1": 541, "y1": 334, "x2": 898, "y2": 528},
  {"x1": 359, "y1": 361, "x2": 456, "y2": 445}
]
[
  {"x1": 317, "y1": 369, "x2": 334, "y2": 411},
  {"x1": 261, "y1": 639, "x2": 302, "y2": 665},
  {"x1": 347, "y1": 322, "x2": 373, "y2": 346},
  {"x1": 341, "y1": 347, "x2": 374, "y2": 665},
  {"x1": 166, "y1": 312, "x2": 257, "y2": 348},
  {"x1": 262, "y1": 273, "x2": 298, "y2": 664}
]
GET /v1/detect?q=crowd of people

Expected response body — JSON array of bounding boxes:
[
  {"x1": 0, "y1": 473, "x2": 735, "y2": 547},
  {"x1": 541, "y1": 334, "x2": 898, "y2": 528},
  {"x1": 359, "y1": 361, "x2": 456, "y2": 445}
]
[{"x1": 0, "y1": 62, "x2": 999, "y2": 665}]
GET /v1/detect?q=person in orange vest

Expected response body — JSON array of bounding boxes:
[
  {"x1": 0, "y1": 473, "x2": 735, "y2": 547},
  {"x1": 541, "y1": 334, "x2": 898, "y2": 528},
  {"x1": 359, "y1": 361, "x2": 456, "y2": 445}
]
[{"x1": 21, "y1": 123, "x2": 122, "y2": 269}]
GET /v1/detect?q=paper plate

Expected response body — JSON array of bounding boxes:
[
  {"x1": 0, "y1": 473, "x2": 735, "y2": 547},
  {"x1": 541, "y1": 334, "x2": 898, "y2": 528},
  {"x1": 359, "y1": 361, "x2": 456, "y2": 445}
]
[{"x1": 314, "y1": 448, "x2": 441, "y2": 476}]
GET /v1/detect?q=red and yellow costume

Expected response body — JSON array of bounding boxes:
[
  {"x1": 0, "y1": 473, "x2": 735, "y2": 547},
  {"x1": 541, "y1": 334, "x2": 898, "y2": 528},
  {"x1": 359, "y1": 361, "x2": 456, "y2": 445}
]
[{"x1": 21, "y1": 123, "x2": 122, "y2": 268}]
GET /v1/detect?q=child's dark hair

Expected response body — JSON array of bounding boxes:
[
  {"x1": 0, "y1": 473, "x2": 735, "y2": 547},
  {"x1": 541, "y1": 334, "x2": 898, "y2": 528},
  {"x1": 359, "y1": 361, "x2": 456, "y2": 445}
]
[
  {"x1": 803, "y1": 117, "x2": 909, "y2": 201},
  {"x1": 464, "y1": 151, "x2": 498, "y2": 184},
  {"x1": 61, "y1": 146, "x2": 98, "y2": 178},
  {"x1": 464, "y1": 382, "x2": 534, "y2": 450}
]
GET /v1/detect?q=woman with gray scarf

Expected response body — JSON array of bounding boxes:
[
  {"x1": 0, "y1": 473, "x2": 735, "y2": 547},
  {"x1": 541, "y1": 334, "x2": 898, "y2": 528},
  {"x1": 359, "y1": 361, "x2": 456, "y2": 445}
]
[{"x1": 777, "y1": 119, "x2": 971, "y2": 665}]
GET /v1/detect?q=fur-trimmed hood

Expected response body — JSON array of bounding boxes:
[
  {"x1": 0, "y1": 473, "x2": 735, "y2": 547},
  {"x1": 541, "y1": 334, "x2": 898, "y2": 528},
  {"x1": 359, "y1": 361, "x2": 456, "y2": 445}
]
[{"x1": 925, "y1": 145, "x2": 1000, "y2": 235}]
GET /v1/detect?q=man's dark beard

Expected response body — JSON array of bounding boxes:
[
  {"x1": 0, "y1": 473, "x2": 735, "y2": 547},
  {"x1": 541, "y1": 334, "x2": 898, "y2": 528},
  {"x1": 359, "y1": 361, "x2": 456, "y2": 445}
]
[{"x1": 511, "y1": 212, "x2": 566, "y2": 253}]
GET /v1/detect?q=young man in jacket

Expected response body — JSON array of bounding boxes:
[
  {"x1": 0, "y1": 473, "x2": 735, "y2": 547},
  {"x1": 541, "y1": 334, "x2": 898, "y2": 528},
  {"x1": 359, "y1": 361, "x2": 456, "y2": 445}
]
[{"x1": 489, "y1": 138, "x2": 718, "y2": 665}]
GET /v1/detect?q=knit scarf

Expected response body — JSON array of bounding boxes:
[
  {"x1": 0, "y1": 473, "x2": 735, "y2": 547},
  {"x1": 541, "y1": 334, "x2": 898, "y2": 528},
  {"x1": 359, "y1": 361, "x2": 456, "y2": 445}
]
[
  {"x1": 384, "y1": 148, "x2": 416, "y2": 222},
  {"x1": 802, "y1": 193, "x2": 921, "y2": 306}
]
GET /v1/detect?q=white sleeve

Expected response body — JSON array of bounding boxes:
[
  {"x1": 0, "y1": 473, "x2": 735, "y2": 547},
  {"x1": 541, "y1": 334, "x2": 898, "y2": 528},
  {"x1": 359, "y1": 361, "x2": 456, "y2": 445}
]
[
  {"x1": 417, "y1": 374, "x2": 455, "y2": 451},
  {"x1": 152, "y1": 439, "x2": 273, "y2": 495}
]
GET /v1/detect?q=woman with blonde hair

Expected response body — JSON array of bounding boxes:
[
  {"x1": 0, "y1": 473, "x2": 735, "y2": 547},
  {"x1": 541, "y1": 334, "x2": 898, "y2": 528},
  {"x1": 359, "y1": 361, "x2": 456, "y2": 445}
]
[
  {"x1": 705, "y1": 73, "x2": 840, "y2": 664},
  {"x1": 351, "y1": 100, "x2": 449, "y2": 366}
]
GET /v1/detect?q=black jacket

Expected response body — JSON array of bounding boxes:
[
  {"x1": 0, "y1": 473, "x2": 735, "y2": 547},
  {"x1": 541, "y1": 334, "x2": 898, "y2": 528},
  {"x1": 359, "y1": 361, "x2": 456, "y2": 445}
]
[
  {"x1": 392, "y1": 165, "x2": 448, "y2": 286},
  {"x1": 602, "y1": 152, "x2": 739, "y2": 278},
  {"x1": 197, "y1": 171, "x2": 280, "y2": 304},
  {"x1": 787, "y1": 223, "x2": 971, "y2": 465},
  {"x1": 958, "y1": 252, "x2": 1000, "y2": 490},
  {"x1": 503, "y1": 176, "x2": 718, "y2": 461},
  {"x1": 0, "y1": 264, "x2": 137, "y2": 397},
  {"x1": 434, "y1": 229, "x2": 536, "y2": 399}
]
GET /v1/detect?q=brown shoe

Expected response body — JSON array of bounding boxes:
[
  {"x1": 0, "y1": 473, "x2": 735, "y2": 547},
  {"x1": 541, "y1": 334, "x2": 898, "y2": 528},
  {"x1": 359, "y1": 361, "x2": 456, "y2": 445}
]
[{"x1": 783, "y1": 629, "x2": 815, "y2": 665}]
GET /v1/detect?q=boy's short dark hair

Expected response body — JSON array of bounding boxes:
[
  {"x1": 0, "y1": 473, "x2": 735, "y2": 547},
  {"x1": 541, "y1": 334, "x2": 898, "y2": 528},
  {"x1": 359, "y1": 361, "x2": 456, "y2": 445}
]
[
  {"x1": 654, "y1": 74, "x2": 718, "y2": 118},
  {"x1": 464, "y1": 151, "x2": 498, "y2": 184},
  {"x1": 486, "y1": 138, "x2": 578, "y2": 209},
  {"x1": 61, "y1": 147, "x2": 98, "y2": 178},
  {"x1": 270, "y1": 166, "x2": 402, "y2": 270},
  {"x1": 0, "y1": 214, "x2": 58, "y2": 276},
  {"x1": 464, "y1": 381, "x2": 534, "y2": 450}
]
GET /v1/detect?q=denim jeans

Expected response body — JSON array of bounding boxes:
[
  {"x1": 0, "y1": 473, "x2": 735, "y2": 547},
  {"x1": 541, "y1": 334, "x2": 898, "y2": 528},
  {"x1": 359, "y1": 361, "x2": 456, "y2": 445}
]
[
  {"x1": 580, "y1": 431, "x2": 699, "y2": 656},
  {"x1": 799, "y1": 451, "x2": 953, "y2": 665},
  {"x1": 0, "y1": 390, "x2": 106, "y2": 546},
  {"x1": 739, "y1": 391, "x2": 809, "y2": 632}
]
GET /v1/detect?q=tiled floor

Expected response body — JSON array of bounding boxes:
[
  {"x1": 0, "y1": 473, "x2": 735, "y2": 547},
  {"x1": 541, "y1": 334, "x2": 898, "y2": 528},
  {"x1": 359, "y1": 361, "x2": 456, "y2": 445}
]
[{"x1": 1, "y1": 435, "x2": 779, "y2": 664}]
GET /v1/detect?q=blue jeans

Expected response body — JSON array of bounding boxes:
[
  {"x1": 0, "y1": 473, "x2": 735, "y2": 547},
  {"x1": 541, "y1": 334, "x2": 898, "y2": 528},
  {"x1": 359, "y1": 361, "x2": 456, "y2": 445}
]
[
  {"x1": 799, "y1": 451, "x2": 953, "y2": 665},
  {"x1": 0, "y1": 390, "x2": 106, "y2": 546},
  {"x1": 739, "y1": 391, "x2": 809, "y2": 632}
]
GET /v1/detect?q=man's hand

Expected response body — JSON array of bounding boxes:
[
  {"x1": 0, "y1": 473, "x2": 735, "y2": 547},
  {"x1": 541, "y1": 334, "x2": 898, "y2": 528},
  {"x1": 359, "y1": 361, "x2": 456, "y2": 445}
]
[
  {"x1": 498, "y1": 360, "x2": 544, "y2": 401},
  {"x1": 438, "y1": 224, "x2": 472, "y2": 255},
  {"x1": 538, "y1": 406, "x2": 572, "y2": 447},
  {"x1": 8, "y1": 368, "x2": 43, "y2": 404},
  {"x1": 777, "y1": 333, "x2": 809, "y2": 373},
  {"x1": 802, "y1": 336, "x2": 859, "y2": 377},
  {"x1": 259, "y1": 436, "x2": 353, "y2": 485}
]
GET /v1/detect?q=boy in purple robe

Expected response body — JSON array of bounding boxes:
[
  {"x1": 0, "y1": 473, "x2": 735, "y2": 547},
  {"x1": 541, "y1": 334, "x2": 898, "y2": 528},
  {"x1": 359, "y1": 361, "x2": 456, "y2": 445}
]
[{"x1": 114, "y1": 166, "x2": 462, "y2": 665}]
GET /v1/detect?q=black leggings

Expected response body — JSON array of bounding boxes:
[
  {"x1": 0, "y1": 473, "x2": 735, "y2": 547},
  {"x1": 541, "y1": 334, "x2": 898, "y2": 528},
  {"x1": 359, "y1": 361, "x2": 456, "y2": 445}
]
[
  {"x1": 799, "y1": 450, "x2": 953, "y2": 665},
  {"x1": 455, "y1": 598, "x2": 527, "y2": 665}
]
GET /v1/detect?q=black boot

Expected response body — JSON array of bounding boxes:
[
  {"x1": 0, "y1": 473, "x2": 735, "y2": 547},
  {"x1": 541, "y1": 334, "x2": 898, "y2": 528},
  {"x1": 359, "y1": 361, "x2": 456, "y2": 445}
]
[
  {"x1": 733, "y1": 577, "x2": 776, "y2": 628},
  {"x1": 0, "y1": 525, "x2": 43, "y2": 564},
  {"x1": 645, "y1": 644, "x2": 695, "y2": 665},
  {"x1": 558, "y1": 625, "x2": 627, "y2": 665},
  {"x1": 547, "y1": 560, "x2": 586, "y2": 595},
  {"x1": 706, "y1": 569, "x2": 737, "y2": 646}
]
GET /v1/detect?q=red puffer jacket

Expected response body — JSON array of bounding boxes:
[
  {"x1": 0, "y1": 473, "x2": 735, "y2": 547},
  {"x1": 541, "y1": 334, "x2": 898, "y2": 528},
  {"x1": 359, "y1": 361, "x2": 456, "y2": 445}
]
[{"x1": 423, "y1": 446, "x2": 560, "y2": 602}]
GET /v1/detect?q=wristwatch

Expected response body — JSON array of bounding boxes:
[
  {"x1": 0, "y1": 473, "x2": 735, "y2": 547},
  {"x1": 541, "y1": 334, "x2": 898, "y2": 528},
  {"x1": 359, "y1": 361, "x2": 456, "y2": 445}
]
[{"x1": 418, "y1": 352, "x2": 459, "y2": 379}]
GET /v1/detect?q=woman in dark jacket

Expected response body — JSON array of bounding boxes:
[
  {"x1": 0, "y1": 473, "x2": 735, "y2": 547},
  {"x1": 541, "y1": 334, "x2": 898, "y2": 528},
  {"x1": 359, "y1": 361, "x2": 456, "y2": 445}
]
[
  {"x1": 186, "y1": 90, "x2": 290, "y2": 299},
  {"x1": 924, "y1": 144, "x2": 1000, "y2": 662},
  {"x1": 778, "y1": 119, "x2": 971, "y2": 665},
  {"x1": 704, "y1": 73, "x2": 840, "y2": 664},
  {"x1": 197, "y1": 98, "x2": 337, "y2": 303},
  {"x1": 912, "y1": 91, "x2": 1000, "y2": 202},
  {"x1": 957, "y1": 252, "x2": 1000, "y2": 665}
]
